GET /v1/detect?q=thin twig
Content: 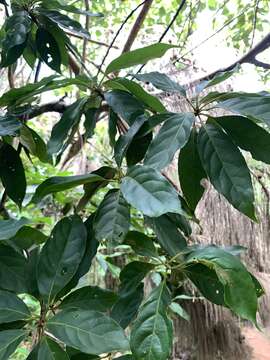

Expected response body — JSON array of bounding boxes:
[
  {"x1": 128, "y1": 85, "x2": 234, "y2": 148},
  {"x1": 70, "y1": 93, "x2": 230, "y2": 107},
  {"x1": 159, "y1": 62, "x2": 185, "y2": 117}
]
[
  {"x1": 82, "y1": 0, "x2": 90, "y2": 65},
  {"x1": 64, "y1": 31, "x2": 119, "y2": 49},
  {"x1": 250, "y1": 0, "x2": 260, "y2": 49},
  {"x1": 96, "y1": 0, "x2": 147, "y2": 78}
]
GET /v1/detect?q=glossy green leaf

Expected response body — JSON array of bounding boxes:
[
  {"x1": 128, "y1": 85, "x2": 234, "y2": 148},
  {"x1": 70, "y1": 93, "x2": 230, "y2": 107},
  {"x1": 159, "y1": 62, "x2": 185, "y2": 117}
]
[
  {"x1": 104, "y1": 90, "x2": 144, "y2": 124},
  {"x1": 138, "y1": 113, "x2": 173, "y2": 137},
  {"x1": 120, "y1": 165, "x2": 182, "y2": 217},
  {"x1": 48, "y1": 98, "x2": 88, "y2": 155},
  {"x1": 0, "y1": 329, "x2": 26, "y2": 360},
  {"x1": 178, "y1": 128, "x2": 206, "y2": 210},
  {"x1": 0, "y1": 115, "x2": 21, "y2": 136},
  {"x1": 27, "y1": 336, "x2": 69, "y2": 359},
  {"x1": 126, "y1": 132, "x2": 152, "y2": 167},
  {"x1": 119, "y1": 261, "x2": 155, "y2": 297},
  {"x1": 111, "y1": 283, "x2": 144, "y2": 329},
  {"x1": 197, "y1": 120, "x2": 255, "y2": 219},
  {"x1": 106, "y1": 43, "x2": 176, "y2": 74},
  {"x1": 106, "y1": 78, "x2": 166, "y2": 112},
  {"x1": 217, "y1": 93, "x2": 270, "y2": 127},
  {"x1": 169, "y1": 302, "x2": 190, "y2": 321},
  {"x1": 114, "y1": 113, "x2": 146, "y2": 167},
  {"x1": 47, "y1": 309, "x2": 129, "y2": 355},
  {"x1": 1, "y1": 11, "x2": 31, "y2": 67},
  {"x1": 37, "y1": 215, "x2": 87, "y2": 303},
  {"x1": 146, "y1": 215, "x2": 187, "y2": 256},
  {"x1": 144, "y1": 113, "x2": 195, "y2": 170},
  {"x1": 124, "y1": 231, "x2": 158, "y2": 258},
  {"x1": 133, "y1": 72, "x2": 186, "y2": 96},
  {"x1": 215, "y1": 115, "x2": 270, "y2": 164},
  {"x1": 0, "y1": 290, "x2": 30, "y2": 323},
  {"x1": 130, "y1": 282, "x2": 173, "y2": 360},
  {"x1": 0, "y1": 245, "x2": 29, "y2": 294},
  {"x1": 94, "y1": 189, "x2": 130, "y2": 244},
  {"x1": 41, "y1": 0, "x2": 103, "y2": 17},
  {"x1": 8, "y1": 226, "x2": 47, "y2": 250},
  {"x1": 167, "y1": 213, "x2": 192, "y2": 237},
  {"x1": 186, "y1": 246, "x2": 258, "y2": 323},
  {"x1": 39, "y1": 9, "x2": 90, "y2": 39},
  {"x1": 32, "y1": 172, "x2": 104, "y2": 204},
  {"x1": 36, "y1": 28, "x2": 62, "y2": 72},
  {"x1": 0, "y1": 218, "x2": 29, "y2": 241},
  {"x1": 0, "y1": 143, "x2": 26, "y2": 207},
  {"x1": 60, "y1": 286, "x2": 118, "y2": 311}
]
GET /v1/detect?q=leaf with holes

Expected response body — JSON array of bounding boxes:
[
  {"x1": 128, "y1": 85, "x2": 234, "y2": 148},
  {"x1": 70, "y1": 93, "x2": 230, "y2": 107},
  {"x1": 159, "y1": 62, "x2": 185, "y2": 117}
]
[
  {"x1": 130, "y1": 282, "x2": 173, "y2": 360},
  {"x1": 120, "y1": 165, "x2": 182, "y2": 217},
  {"x1": 36, "y1": 28, "x2": 62, "y2": 72},
  {"x1": 133, "y1": 72, "x2": 186, "y2": 96},
  {"x1": 47, "y1": 309, "x2": 129, "y2": 355},
  {"x1": 0, "y1": 329, "x2": 26, "y2": 360},
  {"x1": 0, "y1": 143, "x2": 26, "y2": 207},
  {"x1": 144, "y1": 113, "x2": 195, "y2": 170},
  {"x1": 215, "y1": 115, "x2": 270, "y2": 164},
  {"x1": 178, "y1": 128, "x2": 206, "y2": 211},
  {"x1": 106, "y1": 43, "x2": 177, "y2": 74},
  {"x1": 197, "y1": 120, "x2": 255, "y2": 220},
  {"x1": 37, "y1": 215, "x2": 87, "y2": 303},
  {"x1": 94, "y1": 189, "x2": 130, "y2": 244}
]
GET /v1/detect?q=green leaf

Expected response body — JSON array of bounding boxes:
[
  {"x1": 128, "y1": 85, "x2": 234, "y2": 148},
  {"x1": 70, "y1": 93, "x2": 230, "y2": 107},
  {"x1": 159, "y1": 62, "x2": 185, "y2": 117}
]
[
  {"x1": 48, "y1": 98, "x2": 87, "y2": 155},
  {"x1": 178, "y1": 128, "x2": 206, "y2": 210},
  {"x1": 146, "y1": 215, "x2": 187, "y2": 256},
  {"x1": 0, "y1": 245, "x2": 29, "y2": 294},
  {"x1": 60, "y1": 286, "x2": 118, "y2": 311},
  {"x1": 186, "y1": 246, "x2": 258, "y2": 323},
  {"x1": 144, "y1": 113, "x2": 195, "y2": 170},
  {"x1": 105, "y1": 78, "x2": 166, "y2": 113},
  {"x1": 111, "y1": 283, "x2": 144, "y2": 329},
  {"x1": 32, "y1": 173, "x2": 104, "y2": 204},
  {"x1": 27, "y1": 336, "x2": 69, "y2": 359},
  {"x1": 94, "y1": 189, "x2": 130, "y2": 244},
  {"x1": 77, "y1": 167, "x2": 117, "y2": 211},
  {"x1": 106, "y1": 43, "x2": 177, "y2": 74},
  {"x1": 138, "y1": 113, "x2": 173, "y2": 137},
  {"x1": 130, "y1": 282, "x2": 173, "y2": 360},
  {"x1": 104, "y1": 90, "x2": 145, "y2": 124},
  {"x1": 196, "y1": 65, "x2": 239, "y2": 92},
  {"x1": 114, "y1": 356, "x2": 133, "y2": 360},
  {"x1": 133, "y1": 72, "x2": 186, "y2": 96},
  {"x1": 126, "y1": 132, "x2": 152, "y2": 167},
  {"x1": 217, "y1": 93, "x2": 270, "y2": 127},
  {"x1": 36, "y1": 28, "x2": 61, "y2": 72},
  {"x1": 120, "y1": 165, "x2": 182, "y2": 217},
  {"x1": 197, "y1": 120, "x2": 255, "y2": 220},
  {"x1": 0, "y1": 115, "x2": 21, "y2": 136},
  {"x1": 0, "y1": 143, "x2": 26, "y2": 207},
  {"x1": 167, "y1": 213, "x2": 192, "y2": 237},
  {"x1": 124, "y1": 231, "x2": 158, "y2": 258},
  {"x1": 114, "y1": 113, "x2": 146, "y2": 167},
  {"x1": 8, "y1": 226, "x2": 47, "y2": 250},
  {"x1": 37, "y1": 215, "x2": 87, "y2": 303},
  {"x1": 0, "y1": 290, "x2": 30, "y2": 324},
  {"x1": 0, "y1": 329, "x2": 26, "y2": 360},
  {"x1": 169, "y1": 302, "x2": 190, "y2": 321},
  {"x1": 215, "y1": 115, "x2": 270, "y2": 164},
  {"x1": 0, "y1": 218, "x2": 30, "y2": 241},
  {"x1": 119, "y1": 261, "x2": 155, "y2": 297},
  {"x1": 39, "y1": 9, "x2": 90, "y2": 39},
  {"x1": 47, "y1": 309, "x2": 129, "y2": 355},
  {"x1": 1, "y1": 11, "x2": 31, "y2": 67}
]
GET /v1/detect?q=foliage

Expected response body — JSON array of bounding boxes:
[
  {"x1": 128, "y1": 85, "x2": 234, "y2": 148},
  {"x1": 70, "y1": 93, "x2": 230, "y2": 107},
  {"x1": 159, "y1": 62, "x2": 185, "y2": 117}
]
[{"x1": 0, "y1": 1, "x2": 268, "y2": 359}]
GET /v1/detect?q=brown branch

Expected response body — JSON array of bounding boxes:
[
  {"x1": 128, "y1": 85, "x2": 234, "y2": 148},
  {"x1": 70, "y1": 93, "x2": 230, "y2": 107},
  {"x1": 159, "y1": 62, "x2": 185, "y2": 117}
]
[
  {"x1": 122, "y1": 0, "x2": 154, "y2": 54},
  {"x1": 187, "y1": 32, "x2": 270, "y2": 85},
  {"x1": 25, "y1": 101, "x2": 67, "y2": 119}
]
